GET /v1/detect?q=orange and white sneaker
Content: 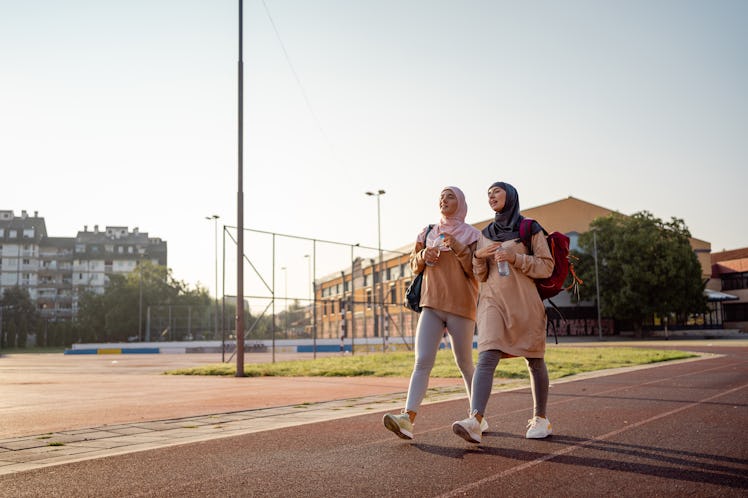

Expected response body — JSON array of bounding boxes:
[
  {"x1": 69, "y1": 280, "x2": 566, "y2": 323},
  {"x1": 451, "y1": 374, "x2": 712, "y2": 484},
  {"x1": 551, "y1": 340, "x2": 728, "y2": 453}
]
[
  {"x1": 525, "y1": 416, "x2": 552, "y2": 439},
  {"x1": 383, "y1": 411, "x2": 414, "y2": 440}
]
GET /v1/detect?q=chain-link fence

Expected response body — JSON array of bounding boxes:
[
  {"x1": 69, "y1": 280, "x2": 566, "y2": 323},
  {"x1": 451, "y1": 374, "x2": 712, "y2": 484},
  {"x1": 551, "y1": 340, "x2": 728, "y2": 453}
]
[{"x1": 218, "y1": 225, "x2": 420, "y2": 352}]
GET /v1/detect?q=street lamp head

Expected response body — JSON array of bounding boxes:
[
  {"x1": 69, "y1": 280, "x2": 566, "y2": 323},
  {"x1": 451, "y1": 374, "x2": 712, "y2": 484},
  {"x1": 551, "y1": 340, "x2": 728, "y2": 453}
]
[{"x1": 365, "y1": 190, "x2": 386, "y2": 197}]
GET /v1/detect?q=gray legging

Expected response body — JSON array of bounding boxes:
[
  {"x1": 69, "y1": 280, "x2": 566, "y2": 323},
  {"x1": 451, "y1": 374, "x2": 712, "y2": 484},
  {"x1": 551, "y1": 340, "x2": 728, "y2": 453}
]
[
  {"x1": 405, "y1": 307, "x2": 476, "y2": 413},
  {"x1": 471, "y1": 350, "x2": 549, "y2": 418}
]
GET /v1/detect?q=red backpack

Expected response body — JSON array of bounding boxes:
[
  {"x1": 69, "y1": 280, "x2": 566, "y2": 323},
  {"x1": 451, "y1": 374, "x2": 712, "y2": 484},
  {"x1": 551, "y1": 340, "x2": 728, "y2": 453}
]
[{"x1": 518, "y1": 218, "x2": 580, "y2": 300}]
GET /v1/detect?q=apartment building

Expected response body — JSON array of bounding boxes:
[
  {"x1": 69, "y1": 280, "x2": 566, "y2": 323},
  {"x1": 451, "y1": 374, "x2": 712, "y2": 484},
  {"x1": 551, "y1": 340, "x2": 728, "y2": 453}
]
[{"x1": 0, "y1": 210, "x2": 167, "y2": 320}]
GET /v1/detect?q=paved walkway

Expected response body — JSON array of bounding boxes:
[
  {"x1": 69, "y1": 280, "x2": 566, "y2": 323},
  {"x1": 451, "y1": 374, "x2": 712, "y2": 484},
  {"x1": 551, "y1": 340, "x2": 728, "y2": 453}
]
[{"x1": 0, "y1": 377, "x2": 475, "y2": 476}]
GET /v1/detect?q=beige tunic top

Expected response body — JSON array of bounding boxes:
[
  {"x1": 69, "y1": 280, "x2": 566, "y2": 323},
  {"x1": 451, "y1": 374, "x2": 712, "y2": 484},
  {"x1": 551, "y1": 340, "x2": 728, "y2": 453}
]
[
  {"x1": 473, "y1": 232, "x2": 554, "y2": 357},
  {"x1": 411, "y1": 237, "x2": 479, "y2": 321}
]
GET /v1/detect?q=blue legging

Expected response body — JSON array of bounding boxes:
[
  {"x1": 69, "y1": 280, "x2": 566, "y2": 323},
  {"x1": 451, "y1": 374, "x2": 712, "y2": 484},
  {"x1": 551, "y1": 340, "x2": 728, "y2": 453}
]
[
  {"x1": 405, "y1": 307, "x2": 476, "y2": 413},
  {"x1": 471, "y1": 350, "x2": 549, "y2": 418}
]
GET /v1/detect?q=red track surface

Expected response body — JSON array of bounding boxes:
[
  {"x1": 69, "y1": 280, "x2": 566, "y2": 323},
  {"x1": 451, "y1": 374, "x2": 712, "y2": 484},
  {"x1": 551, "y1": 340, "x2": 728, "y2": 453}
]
[{"x1": 1, "y1": 340, "x2": 746, "y2": 497}]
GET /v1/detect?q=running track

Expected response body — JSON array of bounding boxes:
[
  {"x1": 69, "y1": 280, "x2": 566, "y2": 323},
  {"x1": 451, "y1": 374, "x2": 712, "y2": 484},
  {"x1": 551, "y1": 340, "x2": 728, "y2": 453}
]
[{"x1": 1, "y1": 343, "x2": 746, "y2": 497}]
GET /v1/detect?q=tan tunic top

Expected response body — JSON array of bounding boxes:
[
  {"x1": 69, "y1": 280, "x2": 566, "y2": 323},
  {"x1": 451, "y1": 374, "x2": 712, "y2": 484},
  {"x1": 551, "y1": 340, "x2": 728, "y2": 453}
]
[
  {"x1": 473, "y1": 232, "x2": 554, "y2": 358},
  {"x1": 411, "y1": 237, "x2": 479, "y2": 321}
]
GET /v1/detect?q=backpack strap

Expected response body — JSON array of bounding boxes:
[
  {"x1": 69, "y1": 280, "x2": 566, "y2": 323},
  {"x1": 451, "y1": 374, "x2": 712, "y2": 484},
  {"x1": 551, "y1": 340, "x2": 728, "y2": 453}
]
[{"x1": 519, "y1": 218, "x2": 535, "y2": 254}]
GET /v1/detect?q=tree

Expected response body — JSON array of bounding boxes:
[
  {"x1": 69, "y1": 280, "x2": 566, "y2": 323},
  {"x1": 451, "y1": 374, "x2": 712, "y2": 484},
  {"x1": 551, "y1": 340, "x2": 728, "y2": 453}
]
[
  {"x1": 74, "y1": 262, "x2": 212, "y2": 343},
  {"x1": 0, "y1": 287, "x2": 39, "y2": 348},
  {"x1": 573, "y1": 211, "x2": 707, "y2": 335}
]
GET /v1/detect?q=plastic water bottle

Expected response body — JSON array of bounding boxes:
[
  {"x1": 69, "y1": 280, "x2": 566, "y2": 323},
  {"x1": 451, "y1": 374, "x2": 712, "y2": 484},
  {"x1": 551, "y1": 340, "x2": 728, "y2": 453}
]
[
  {"x1": 498, "y1": 260, "x2": 510, "y2": 276},
  {"x1": 497, "y1": 247, "x2": 510, "y2": 276},
  {"x1": 425, "y1": 234, "x2": 445, "y2": 267}
]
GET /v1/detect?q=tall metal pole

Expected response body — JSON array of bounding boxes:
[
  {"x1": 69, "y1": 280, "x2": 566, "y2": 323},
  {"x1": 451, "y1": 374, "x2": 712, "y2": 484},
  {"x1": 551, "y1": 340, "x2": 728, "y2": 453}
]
[
  {"x1": 304, "y1": 254, "x2": 311, "y2": 341},
  {"x1": 593, "y1": 230, "x2": 603, "y2": 340},
  {"x1": 138, "y1": 260, "x2": 143, "y2": 341},
  {"x1": 365, "y1": 190, "x2": 386, "y2": 351},
  {"x1": 312, "y1": 242, "x2": 317, "y2": 359},
  {"x1": 235, "y1": 0, "x2": 245, "y2": 377},
  {"x1": 281, "y1": 266, "x2": 288, "y2": 338},
  {"x1": 206, "y1": 215, "x2": 220, "y2": 342},
  {"x1": 350, "y1": 244, "x2": 355, "y2": 355},
  {"x1": 221, "y1": 224, "x2": 226, "y2": 362}
]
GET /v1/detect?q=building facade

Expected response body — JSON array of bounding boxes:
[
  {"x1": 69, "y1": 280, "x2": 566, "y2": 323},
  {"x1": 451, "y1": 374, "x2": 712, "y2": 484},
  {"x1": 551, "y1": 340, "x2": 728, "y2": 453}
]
[
  {"x1": 0, "y1": 210, "x2": 167, "y2": 321},
  {"x1": 709, "y1": 247, "x2": 748, "y2": 332}
]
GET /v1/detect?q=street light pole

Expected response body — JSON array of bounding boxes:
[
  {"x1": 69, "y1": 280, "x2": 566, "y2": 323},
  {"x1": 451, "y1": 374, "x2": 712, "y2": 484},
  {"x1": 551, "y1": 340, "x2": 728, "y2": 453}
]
[
  {"x1": 235, "y1": 0, "x2": 245, "y2": 378},
  {"x1": 281, "y1": 266, "x2": 288, "y2": 338},
  {"x1": 138, "y1": 248, "x2": 146, "y2": 342},
  {"x1": 304, "y1": 254, "x2": 312, "y2": 303},
  {"x1": 206, "y1": 215, "x2": 220, "y2": 341},
  {"x1": 593, "y1": 229, "x2": 603, "y2": 340},
  {"x1": 138, "y1": 262, "x2": 143, "y2": 341},
  {"x1": 365, "y1": 189, "x2": 386, "y2": 350}
]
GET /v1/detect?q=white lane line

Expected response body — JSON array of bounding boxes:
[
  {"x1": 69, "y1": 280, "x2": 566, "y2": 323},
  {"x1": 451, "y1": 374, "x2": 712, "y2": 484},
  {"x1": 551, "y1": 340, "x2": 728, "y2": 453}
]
[{"x1": 440, "y1": 382, "x2": 748, "y2": 498}]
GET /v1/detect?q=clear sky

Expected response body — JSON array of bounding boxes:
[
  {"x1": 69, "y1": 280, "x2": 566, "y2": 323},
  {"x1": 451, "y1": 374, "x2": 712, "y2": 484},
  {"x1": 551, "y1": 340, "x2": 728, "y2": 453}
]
[{"x1": 2, "y1": 0, "x2": 746, "y2": 301}]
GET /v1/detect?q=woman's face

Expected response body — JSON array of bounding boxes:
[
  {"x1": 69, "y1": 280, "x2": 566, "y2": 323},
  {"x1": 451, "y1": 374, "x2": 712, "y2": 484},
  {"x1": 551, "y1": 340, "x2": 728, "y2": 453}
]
[
  {"x1": 439, "y1": 189, "x2": 459, "y2": 216},
  {"x1": 488, "y1": 186, "x2": 506, "y2": 212}
]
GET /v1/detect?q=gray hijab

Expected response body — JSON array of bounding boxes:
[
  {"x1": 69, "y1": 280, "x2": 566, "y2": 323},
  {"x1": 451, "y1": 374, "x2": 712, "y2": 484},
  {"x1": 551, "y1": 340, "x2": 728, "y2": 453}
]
[{"x1": 481, "y1": 182, "x2": 541, "y2": 242}]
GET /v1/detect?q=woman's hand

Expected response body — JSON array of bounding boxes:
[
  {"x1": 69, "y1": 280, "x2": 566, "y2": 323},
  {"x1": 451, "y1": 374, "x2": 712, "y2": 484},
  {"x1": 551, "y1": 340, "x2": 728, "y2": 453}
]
[
  {"x1": 441, "y1": 233, "x2": 455, "y2": 248},
  {"x1": 475, "y1": 242, "x2": 500, "y2": 260},
  {"x1": 423, "y1": 245, "x2": 440, "y2": 265},
  {"x1": 493, "y1": 245, "x2": 517, "y2": 264}
]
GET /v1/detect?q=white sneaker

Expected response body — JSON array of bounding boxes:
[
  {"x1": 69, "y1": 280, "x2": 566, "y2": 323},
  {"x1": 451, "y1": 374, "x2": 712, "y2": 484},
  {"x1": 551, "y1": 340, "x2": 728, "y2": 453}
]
[
  {"x1": 525, "y1": 416, "x2": 552, "y2": 439},
  {"x1": 480, "y1": 417, "x2": 489, "y2": 433},
  {"x1": 452, "y1": 410, "x2": 482, "y2": 444},
  {"x1": 383, "y1": 411, "x2": 414, "y2": 440}
]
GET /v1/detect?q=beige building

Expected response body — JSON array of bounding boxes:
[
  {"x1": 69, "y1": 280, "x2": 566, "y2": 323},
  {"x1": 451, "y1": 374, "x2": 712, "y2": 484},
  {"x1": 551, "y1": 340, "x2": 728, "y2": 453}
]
[{"x1": 709, "y1": 248, "x2": 748, "y2": 331}]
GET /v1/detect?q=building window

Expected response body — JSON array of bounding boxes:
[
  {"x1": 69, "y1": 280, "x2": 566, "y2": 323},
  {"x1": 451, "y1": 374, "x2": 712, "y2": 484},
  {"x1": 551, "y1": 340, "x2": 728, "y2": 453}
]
[
  {"x1": 366, "y1": 289, "x2": 372, "y2": 308},
  {"x1": 725, "y1": 303, "x2": 748, "y2": 322},
  {"x1": 722, "y1": 272, "x2": 748, "y2": 291},
  {"x1": 389, "y1": 285, "x2": 396, "y2": 304}
]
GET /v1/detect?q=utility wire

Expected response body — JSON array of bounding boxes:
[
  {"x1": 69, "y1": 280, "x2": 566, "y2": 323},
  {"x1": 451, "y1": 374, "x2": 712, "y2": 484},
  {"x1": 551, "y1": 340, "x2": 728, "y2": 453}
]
[{"x1": 261, "y1": 0, "x2": 337, "y2": 157}]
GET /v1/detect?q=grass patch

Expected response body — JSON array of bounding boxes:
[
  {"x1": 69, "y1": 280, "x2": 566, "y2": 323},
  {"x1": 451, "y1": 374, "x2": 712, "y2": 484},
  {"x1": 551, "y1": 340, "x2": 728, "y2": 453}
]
[
  {"x1": 47, "y1": 442, "x2": 65, "y2": 447},
  {"x1": 166, "y1": 347, "x2": 696, "y2": 380}
]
